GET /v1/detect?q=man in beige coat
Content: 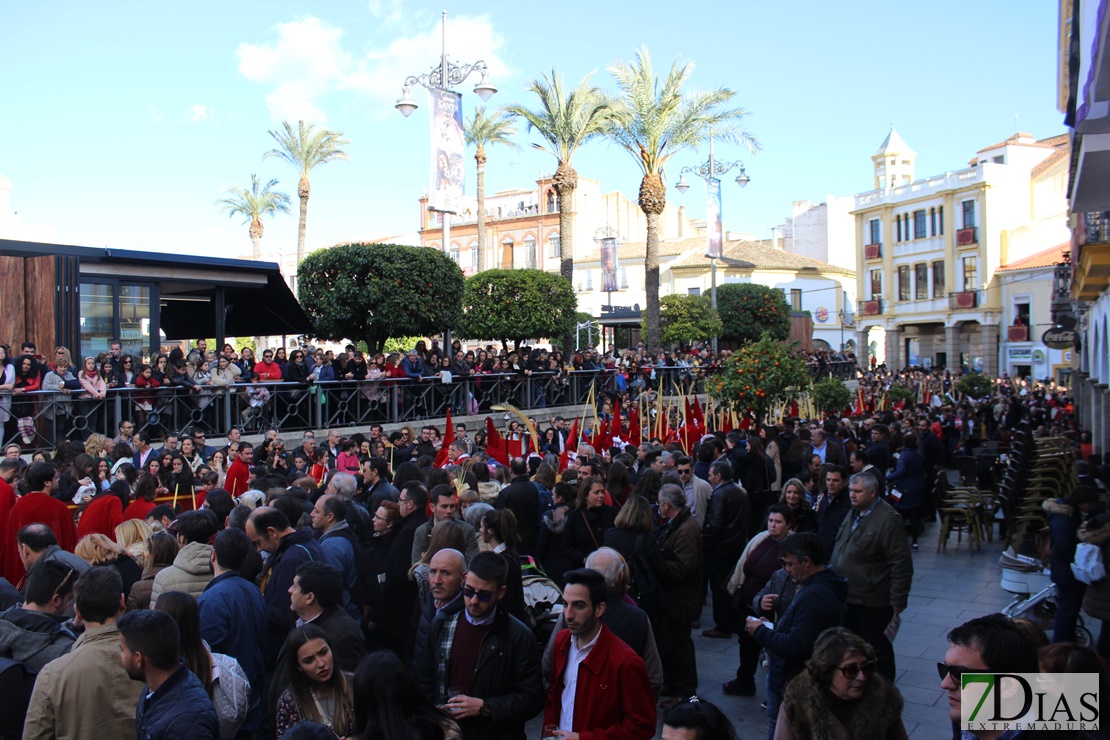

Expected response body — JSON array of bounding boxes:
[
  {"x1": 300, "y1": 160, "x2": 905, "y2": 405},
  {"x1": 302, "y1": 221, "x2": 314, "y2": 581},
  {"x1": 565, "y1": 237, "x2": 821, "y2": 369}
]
[
  {"x1": 149, "y1": 509, "x2": 215, "y2": 608},
  {"x1": 24, "y1": 566, "x2": 143, "y2": 740}
]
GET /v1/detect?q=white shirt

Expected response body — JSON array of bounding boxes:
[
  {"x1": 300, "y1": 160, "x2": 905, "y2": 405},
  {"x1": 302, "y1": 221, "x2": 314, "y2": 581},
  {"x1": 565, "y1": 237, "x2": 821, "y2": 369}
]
[{"x1": 560, "y1": 626, "x2": 602, "y2": 731}]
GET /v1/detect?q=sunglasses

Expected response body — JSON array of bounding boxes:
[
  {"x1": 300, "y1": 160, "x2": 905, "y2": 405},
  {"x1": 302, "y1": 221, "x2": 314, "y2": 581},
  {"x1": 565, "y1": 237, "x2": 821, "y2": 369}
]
[
  {"x1": 838, "y1": 660, "x2": 876, "y2": 679},
  {"x1": 677, "y1": 468, "x2": 692, "y2": 474},
  {"x1": 52, "y1": 568, "x2": 77, "y2": 601},
  {"x1": 937, "y1": 662, "x2": 971, "y2": 683},
  {"x1": 461, "y1": 586, "x2": 496, "y2": 603}
]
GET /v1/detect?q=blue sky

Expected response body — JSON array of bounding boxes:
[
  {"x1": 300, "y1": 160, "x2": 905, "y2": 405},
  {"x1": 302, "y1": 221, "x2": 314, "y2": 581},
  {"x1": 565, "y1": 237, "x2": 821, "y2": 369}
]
[{"x1": 0, "y1": 0, "x2": 1063, "y2": 259}]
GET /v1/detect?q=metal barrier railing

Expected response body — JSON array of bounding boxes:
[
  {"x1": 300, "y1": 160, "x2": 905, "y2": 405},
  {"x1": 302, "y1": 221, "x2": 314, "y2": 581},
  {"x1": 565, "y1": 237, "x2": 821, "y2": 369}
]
[{"x1": 2, "y1": 360, "x2": 850, "y2": 452}]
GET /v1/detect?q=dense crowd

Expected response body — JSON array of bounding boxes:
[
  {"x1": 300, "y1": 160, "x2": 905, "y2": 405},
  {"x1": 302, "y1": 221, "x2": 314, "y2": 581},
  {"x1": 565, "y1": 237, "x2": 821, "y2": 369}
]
[{"x1": 0, "y1": 337, "x2": 1108, "y2": 739}]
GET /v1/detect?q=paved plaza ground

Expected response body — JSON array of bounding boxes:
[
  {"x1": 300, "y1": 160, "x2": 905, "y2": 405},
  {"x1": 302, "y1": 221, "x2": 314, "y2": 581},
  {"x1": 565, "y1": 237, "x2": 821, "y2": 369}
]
[{"x1": 529, "y1": 518, "x2": 1104, "y2": 738}]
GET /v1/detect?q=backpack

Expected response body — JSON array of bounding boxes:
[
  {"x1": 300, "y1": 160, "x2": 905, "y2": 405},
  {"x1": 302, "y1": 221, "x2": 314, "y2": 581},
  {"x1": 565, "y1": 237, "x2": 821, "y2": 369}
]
[
  {"x1": 627, "y1": 532, "x2": 665, "y2": 616},
  {"x1": 1071, "y1": 542, "x2": 1107, "y2": 585},
  {"x1": 519, "y1": 556, "x2": 563, "y2": 642},
  {"x1": 210, "y1": 651, "x2": 250, "y2": 739},
  {"x1": 322, "y1": 527, "x2": 383, "y2": 607}
]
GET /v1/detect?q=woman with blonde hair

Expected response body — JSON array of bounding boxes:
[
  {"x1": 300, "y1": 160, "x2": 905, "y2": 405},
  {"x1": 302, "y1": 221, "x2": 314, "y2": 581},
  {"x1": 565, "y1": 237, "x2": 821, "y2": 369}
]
[
  {"x1": 75, "y1": 533, "x2": 143, "y2": 594},
  {"x1": 115, "y1": 518, "x2": 153, "y2": 570},
  {"x1": 84, "y1": 432, "x2": 108, "y2": 459}
]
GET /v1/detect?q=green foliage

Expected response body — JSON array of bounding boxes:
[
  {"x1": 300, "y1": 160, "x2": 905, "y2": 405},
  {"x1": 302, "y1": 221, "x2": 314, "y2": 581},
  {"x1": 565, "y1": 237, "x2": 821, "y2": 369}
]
[
  {"x1": 297, "y1": 243, "x2": 464, "y2": 354},
  {"x1": 955, "y1": 372, "x2": 994, "y2": 400},
  {"x1": 457, "y1": 269, "x2": 577, "y2": 349},
  {"x1": 710, "y1": 333, "x2": 812, "y2": 424},
  {"x1": 649, "y1": 294, "x2": 722, "y2": 345},
  {"x1": 382, "y1": 337, "x2": 423, "y2": 356},
  {"x1": 812, "y1": 376, "x2": 853, "y2": 416},
  {"x1": 887, "y1": 385, "x2": 916, "y2": 404},
  {"x1": 717, "y1": 283, "x2": 792, "y2": 345}
]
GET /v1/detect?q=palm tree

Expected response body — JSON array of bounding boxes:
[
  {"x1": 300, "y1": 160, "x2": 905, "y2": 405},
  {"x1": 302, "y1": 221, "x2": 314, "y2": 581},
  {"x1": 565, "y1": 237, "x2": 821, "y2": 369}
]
[
  {"x1": 607, "y1": 47, "x2": 757, "y2": 349},
  {"x1": 264, "y1": 120, "x2": 350, "y2": 264},
  {"x1": 503, "y1": 70, "x2": 612, "y2": 350},
  {"x1": 464, "y1": 106, "x2": 519, "y2": 272},
  {"x1": 215, "y1": 174, "x2": 292, "y2": 259}
]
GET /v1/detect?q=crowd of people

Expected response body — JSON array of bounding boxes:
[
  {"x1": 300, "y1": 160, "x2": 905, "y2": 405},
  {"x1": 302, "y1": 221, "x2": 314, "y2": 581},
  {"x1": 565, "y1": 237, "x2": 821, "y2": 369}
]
[{"x1": 0, "y1": 337, "x2": 1108, "y2": 739}]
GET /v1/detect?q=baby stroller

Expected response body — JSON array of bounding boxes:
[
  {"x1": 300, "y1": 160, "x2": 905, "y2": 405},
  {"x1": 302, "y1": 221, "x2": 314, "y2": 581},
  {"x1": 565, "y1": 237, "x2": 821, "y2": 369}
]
[{"x1": 999, "y1": 547, "x2": 1092, "y2": 646}]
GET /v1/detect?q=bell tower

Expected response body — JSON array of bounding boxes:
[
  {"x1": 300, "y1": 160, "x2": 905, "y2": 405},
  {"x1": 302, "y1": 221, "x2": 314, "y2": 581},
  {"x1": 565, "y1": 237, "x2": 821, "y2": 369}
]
[{"x1": 872, "y1": 126, "x2": 916, "y2": 190}]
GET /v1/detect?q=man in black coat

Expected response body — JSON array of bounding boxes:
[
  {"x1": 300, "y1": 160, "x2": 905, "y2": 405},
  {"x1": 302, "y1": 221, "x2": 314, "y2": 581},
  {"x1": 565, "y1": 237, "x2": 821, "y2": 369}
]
[
  {"x1": 702, "y1": 461, "x2": 748, "y2": 639},
  {"x1": 378, "y1": 482, "x2": 429, "y2": 660},
  {"x1": 497, "y1": 457, "x2": 541, "y2": 556},
  {"x1": 815, "y1": 466, "x2": 852, "y2": 558},
  {"x1": 421, "y1": 552, "x2": 545, "y2": 740}
]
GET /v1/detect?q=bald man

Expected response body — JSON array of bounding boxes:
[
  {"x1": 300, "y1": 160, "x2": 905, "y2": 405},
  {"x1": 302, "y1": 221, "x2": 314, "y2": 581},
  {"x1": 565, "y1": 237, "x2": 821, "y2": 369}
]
[{"x1": 414, "y1": 548, "x2": 467, "y2": 684}]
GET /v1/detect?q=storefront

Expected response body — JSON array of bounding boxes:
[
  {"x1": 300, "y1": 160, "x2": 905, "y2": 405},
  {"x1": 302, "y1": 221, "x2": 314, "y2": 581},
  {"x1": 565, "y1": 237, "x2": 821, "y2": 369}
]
[{"x1": 0, "y1": 238, "x2": 313, "y2": 359}]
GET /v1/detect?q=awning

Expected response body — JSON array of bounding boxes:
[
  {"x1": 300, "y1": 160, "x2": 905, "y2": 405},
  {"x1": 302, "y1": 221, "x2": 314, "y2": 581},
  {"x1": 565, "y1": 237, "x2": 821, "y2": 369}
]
[{"x1": 160, "y1": 272, "x2": 314, "y2": 339}]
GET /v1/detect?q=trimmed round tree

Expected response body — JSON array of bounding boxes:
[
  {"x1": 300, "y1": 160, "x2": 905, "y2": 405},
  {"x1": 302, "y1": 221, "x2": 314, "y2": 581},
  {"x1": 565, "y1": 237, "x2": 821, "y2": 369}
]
[
  {"x1": 457, "y1": 269, "x2": 577, "y2": 351},
  {"x1": 297, "y1": 243, "x2": 464, "y2": 353},
  {"x1": 955, "y1": 372, "x2": 994, "y2": 400},
  {"x1": 812, "y1": 375, "x2": 853, "y2": 417},
  {"x1": 717, "y1": 283, "x2": 792, "y2": 346},
  {"x1": 711, "y1": 332, "x2": 812, "y2": 426},
  {"x1": 649, "y1": 293, "x2": 722, "y2": 346}
]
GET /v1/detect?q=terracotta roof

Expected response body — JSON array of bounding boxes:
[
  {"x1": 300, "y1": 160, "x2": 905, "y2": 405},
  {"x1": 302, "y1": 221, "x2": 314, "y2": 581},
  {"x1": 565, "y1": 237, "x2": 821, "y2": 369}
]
[
  {"x1": 998, "y1": 242, "x2": 1070, "y2": 272},
  {"x1": 1030, "y1": 145, "x2": 1070, "y2": 178},
  {"x1": 1037, "y1": 134, "x2": 1069, "y2": 147},
  {"x1": 580, "y1": 237, "x2": 705, "y2": 263},
  {"x1": 584, "y1": 238, "x2": 853, "y2": 277}
]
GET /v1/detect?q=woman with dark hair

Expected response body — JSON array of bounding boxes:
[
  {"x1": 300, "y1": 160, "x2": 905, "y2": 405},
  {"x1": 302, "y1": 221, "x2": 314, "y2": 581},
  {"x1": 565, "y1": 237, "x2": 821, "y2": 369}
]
[
  {"x1": 886, "y1": 432, "x2": 927, "y2": 551},
  {"x1": 536, "y1": 482, "x2": 576, "y2": 589},
  {"x1": 478, "y1": 508, "x2": 527, "y2": 623},
  {"x1": 275, "y1": 626, "x2": 355, "y2": 738},
  {"x1": 11, "y1": 354, "x2": 42, "y2": 444},
  {"x1": 125, "y1": 472, "x2": 164, "y2": 520},
  {"x1": 606, "y1": 460, "x2": 633, "y2": 508},
  {"x1": 661, "y1": 697, "x2": 738, "y2": 740},
  {"x1": 392, "y1": 462, "x2": 426, "y2": 496},
  {"x1": 563, "y1": 476, "x2": 618, "y2": 568},
  {"x1": 180, "y1": 436, "x2": 204, "y2": 473},
  {"x1": 127, "y1": 530, "x2": 179, "y2": 610},
  {"x1": 351, "y1": 650, "x2": 460, "y2": 740},
  {"x1": 203, "y1": 490, "x2": 234, "y2": 529},
  {"x1": 776, "y1": 627, "x2": 907, "y2": 739},
  {"x1": 165, "y1": 452, "x2": 196, "y2": 508},
  {"x1": 156, "y1": 590, "x2": 250, "y2": 739},
  {"x1": 602, "y1": 495, "x2": 665, "y2": 612}
]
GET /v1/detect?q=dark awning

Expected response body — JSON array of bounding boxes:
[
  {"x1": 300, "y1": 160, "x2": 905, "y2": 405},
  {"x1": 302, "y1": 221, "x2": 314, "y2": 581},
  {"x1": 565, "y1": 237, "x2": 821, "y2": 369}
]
[{"x1": 160, "y1": 272, "x2": 314, "y2": 339}]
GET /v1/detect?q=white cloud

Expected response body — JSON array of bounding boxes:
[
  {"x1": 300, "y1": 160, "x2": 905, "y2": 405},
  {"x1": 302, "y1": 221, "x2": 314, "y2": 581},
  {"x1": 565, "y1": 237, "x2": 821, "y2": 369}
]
[
  {"x1": 150, "y1": 106, "x2": 163, "y2": 123},
  {"x1": 188, "y1": 104, "x2": 212, "y2": 122},
  {"x1": 236, "y1": 13, "x2": 509, "y2": 122}
]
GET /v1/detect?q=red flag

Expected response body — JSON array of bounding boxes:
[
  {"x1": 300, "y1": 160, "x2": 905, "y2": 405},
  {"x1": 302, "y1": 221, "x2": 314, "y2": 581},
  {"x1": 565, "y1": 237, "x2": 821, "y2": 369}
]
[
  {"x1": 789, "y1": 400, "x2": 799, "y2": 418},
  {"x1": 721, "y1": 407, "x2": 734, "y2": 434},
  {"x1": 434, "y1": 408, "x2": 454, "y2": 468},
  {"x1": 739, "y1": 411, "x2": 752, "y2": 430},
  {"x1": 566, "y1": 417, "x2": 579, "y2": 453},
  {"x1": 611, "y1": 399, "x2": 623, "y2": 441},
  {"x1": 485, "y1": 417, "x2": 509, "y2": 466},
  {"x1": 628, "y1": 405, "x2": 641, "y2": 446},
  {"x1": 594, "y1": 419, "x2": 612, "y2": 453},
  {"x1": 506, "y1": 439, "x2": 523, "y2": 459},
  {"x1": 692, "y1": 396, "x2": 705, "y2": 431}
]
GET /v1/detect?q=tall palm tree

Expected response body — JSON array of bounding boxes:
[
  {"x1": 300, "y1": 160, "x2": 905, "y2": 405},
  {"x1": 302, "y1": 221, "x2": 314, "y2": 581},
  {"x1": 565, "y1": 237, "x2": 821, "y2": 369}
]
[
  {"x1": 464, "y1": 106, "x2": 519, "y2": 272},
  {"x1": 215, "y1": 174, "x2": 292, "y2": 259},
  {"x1": 503, "y1": 70, "x2": 612, "y2": 350},
  {"x1": 607, "y1": 47, "x2": 757, "y2": 349},
  {"x1": 264, "y1": 120, "x2": 350, "y2": 264}
]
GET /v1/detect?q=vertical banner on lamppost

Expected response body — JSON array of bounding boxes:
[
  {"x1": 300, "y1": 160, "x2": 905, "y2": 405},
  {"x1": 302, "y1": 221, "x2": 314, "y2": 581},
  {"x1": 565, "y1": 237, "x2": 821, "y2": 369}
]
[
  {"x1": 429, "y1": 88, "x2": 464, "y2": 212},
  {"x1": 601, "y1": 237, "x2": 619, "y2": 292},
  {"x1": 705, "y1": 177, "x2": 723, "y2": 258}
]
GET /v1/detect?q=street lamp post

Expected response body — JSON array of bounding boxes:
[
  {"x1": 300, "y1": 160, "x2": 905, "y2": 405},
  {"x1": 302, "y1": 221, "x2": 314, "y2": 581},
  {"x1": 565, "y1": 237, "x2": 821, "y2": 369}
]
[
  {"x1": 675, "y1": 131, "x2": 749, "y2": 354},
  {"x1": 396, "y1": 10, "x2": 496, "y2": 350}
]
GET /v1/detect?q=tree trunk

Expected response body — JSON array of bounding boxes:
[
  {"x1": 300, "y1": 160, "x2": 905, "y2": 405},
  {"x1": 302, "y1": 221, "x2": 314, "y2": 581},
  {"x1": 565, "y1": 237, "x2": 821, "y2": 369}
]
[
  {"x1": 297, "y1": 176, "x2": 311, "y2": 266},
  {"x1": 249, "y1": 219, "x2": 263, "y2": 261},
  {"x1": 640, "y1": 173, "x2": 666, "y2": 351},
  {"x1": 552, "y1": 162, "x2": 578, "y2": 351},
  {"x1": 476, "y1": 147, "x2": 487, "y2": 273}
]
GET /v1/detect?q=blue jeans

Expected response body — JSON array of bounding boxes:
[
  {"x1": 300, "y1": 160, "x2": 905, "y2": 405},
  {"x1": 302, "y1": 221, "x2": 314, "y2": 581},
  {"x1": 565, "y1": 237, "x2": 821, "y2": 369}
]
[
  {"x1": 766, "y1": 675, "x2": 783, "y2": 739},
  {"x1": 1052, "y1": 580, "x2": 1086, "y2": 643}
]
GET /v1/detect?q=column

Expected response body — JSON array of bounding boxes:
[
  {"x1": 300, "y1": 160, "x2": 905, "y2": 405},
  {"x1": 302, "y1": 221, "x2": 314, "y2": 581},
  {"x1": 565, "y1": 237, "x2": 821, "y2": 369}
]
[
  {"x1": 945, "y1": 324, "x2": 960, "y2": 370},
  {"x1": 856, "y1": 330, "x2": 870, "y2": 368},
  {"x1": 1101, "y1": 387, "x2": 1110, "y2": 459},
  {"x1": 885, "y1": 328, "x2": 902, "y2": 370}
]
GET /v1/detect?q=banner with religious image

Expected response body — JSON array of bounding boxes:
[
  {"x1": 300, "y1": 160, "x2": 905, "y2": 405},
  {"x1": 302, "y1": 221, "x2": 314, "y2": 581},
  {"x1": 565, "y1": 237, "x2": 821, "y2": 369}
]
[
  {"x1": 429, "y1": 89, "x2": 465, "y2": 212},
  {"x1": 600, "y1": 237, "x2": 619, "y2": 292},
  {"x1": 706, "y1": 177, "x2": 723, "y2": 258}
]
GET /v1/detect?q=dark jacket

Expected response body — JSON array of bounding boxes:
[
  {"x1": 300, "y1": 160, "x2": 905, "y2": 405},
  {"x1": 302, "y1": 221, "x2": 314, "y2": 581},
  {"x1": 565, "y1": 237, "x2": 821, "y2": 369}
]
[
  {"x1": 752, "y1": 567, "x2": 798, "y2": 621},
  {"x1": 815, "y1": 488, "x2": 852, "y2": 558},
  {"x1": 828, "y1": 498, "x2": 914, "y2": 610},
  {"x1": 704, "y1": 482, "x2": 749, "y2": 560},
  {"x1": 563, "y1": 505, "x2": 618, "y2": 568},
  {"x1": 1045, "y1": 499, "x2": 1083, "y2": 589},
  {"x1": 887, "y1": 448, "x2": 927, "y2": 511},
  {"x1": 657, "y1": 509, "x2": 703, "y2": 623},
  {"x1": 751, "y1": 568, "x2": 848, "y2": 693},
  {"x1": 413, "y1": 592, "x2": 465, "y2": 684},
  {"x1": 535, "y1": 505, "x2": 574, "y2": 588},
  {"x1": 380, "y1": 511, "x2": 428, "y2": 659},
  {"x1": 0, "y1": 607, "x2": 75, "y2": 673},
  {"x1": 498, "y1": 477, "x2": 542, "y2": 555},
  {"x1": 197, "y1": 571, "x2": 266, "y2": 688},
  {"x1": 260, "y1": 528, "x2": 324, "y2": 663},
  {"x1": 135, "y1": 661, "x2": 219, "y2": 740},
  {"x1": 421, "y1": 607, "x2": 545, "y2": 740},
  {"x1": 865, "y1": 440, "x2": 891, "y2": 473}
]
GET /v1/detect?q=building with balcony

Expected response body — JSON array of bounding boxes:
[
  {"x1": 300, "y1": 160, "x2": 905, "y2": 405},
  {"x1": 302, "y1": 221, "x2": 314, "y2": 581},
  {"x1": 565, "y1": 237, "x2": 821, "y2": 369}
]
[
  {"x1": 996, "y1": 243, "x2": 1072, "y2": 381},
  {"x1": 1059, "y1": 0, "x2": 1110, "y2": 460},
  {"x1": 851, "y1": 127, "x2": 1070, "y2": 373}
]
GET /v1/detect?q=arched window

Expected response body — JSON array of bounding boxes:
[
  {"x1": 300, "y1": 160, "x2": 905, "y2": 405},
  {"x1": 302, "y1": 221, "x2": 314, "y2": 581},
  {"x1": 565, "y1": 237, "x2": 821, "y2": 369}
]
[
  {"x1": 523, "y1": 236, "x2": 537, "y2": 269},
  {"x1": 500, "y1": 237, "x2": 514, "y2": 270},
  {"x1": 546, "y1": 190, "x2": 557, "y2": 213}
]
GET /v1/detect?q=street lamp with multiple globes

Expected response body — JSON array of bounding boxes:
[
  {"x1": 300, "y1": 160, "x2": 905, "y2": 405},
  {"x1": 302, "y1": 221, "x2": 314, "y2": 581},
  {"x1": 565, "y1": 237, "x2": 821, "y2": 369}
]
[
  {"x1": 395, "y1": 10, "x2": 496, "y2": 258},
  {"x1": 675, "y1": 131, "x2": 749, "y2": 353}
]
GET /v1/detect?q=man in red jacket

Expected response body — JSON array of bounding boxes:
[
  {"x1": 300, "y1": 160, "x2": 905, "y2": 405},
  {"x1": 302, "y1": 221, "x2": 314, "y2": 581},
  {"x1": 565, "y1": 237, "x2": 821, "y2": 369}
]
[
  {"x1": 1, "y1": 462, "x2": 77, "y2": 584},
  {"x1": 225, "y1": 442, "x2": 254, "y2": 498},
  {"x1": 545, "y1": 568, "x2": 655, "y2": 739}
]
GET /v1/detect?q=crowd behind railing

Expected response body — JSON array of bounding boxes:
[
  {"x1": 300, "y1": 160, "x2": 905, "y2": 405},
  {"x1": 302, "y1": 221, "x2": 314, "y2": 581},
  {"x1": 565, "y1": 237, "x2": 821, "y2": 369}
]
[{"x1": 0, "y1": 339, "x2": 858, "y2": 452}]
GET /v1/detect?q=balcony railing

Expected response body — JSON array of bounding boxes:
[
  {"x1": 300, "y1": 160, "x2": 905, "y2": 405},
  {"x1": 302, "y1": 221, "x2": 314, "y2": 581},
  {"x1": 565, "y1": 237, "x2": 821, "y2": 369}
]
[
  {"x1": 956, "y1": 227, "x2": 978, "y2": 246},
  {"x1": 858, "y1": 299, "x2": 883, "y2": 316},
  {"x1": 948, "y1": 290, "x2": 983, "y2": 309},
  {"x1": 1082, "y1": 211, "x2": 1110, "y2": 245},
  {"x1": 1007, "y1": 325, "x2": 1029, "y2": 342},
  {"x1": 864, "y1": 243, "x2": 882, "y2": 260}
]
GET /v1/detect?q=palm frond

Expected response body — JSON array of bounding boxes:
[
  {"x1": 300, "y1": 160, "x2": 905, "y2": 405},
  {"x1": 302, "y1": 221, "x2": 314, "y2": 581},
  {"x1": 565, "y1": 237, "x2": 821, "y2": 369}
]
[
  {"x1": 264, "y1": 120, "x2": 350, "y2": 178},
  {"x1": 502, "y1": 69, "x2": 613, "y2": 166},
  {"x1": 491, "y1": 403, "x2": 540, "y2": 457},
  {"x1": 464, "y1": 106, "x2": 521, "y2": 151},
  {"x1": 215, "y1": 174, "x2": 292, "y2": 224}
]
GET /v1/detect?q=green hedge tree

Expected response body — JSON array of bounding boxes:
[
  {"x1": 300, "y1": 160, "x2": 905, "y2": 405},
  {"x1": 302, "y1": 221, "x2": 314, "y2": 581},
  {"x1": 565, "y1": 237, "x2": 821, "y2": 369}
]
[
  {"x1": 812, "y1": 376, "x2": 853, "y2": 417},
  {"x1": 717, "y1": 283, "x2": 792, "y2": 346},
  {"x1": 297, "y1": 243, "x2": 464, "y2": 354},
  {"x1": 457, "y1": 269, "x2": 577, "y2": 351},
  {"x1": 710, "y1": 332, "x2": 812, "y2": 426},
  {"x1": 955, "y1": 372, "x2": 994, "y2": 400},
  {"x1": 647, "y1": 293, "x2": 722, "y2": 346}
]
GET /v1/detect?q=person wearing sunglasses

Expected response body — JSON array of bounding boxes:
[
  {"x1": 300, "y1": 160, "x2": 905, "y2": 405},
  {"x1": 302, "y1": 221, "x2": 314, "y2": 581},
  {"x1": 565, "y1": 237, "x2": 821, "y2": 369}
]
[
  {"x1": 0, "y1": 560, "x2": 77, "y2": 673},
  {"x1": 774, "y1": 626, "x2": 907, "y2": 740}
]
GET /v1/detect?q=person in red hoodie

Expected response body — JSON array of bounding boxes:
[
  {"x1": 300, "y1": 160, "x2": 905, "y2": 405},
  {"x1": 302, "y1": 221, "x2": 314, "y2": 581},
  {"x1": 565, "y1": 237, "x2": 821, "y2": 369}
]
[
  {"x1": 545, "y1": 568, "x2": 656, "y2": 739},
  {"x1": 124, "y1": 472, "x2": 163, "y2": 521},
  {"x1": 77, "y1": 482, "x2": 127, "y2": 539},
  {"x1": 1, "y1": 462, "x2": 77, "y2": 584},
  {"x1": 253, "y1": 349, "x2": 283, "y2": 382},
  {"x1": 225, "y1": 442, "x2": 254, "y2": 498}
]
